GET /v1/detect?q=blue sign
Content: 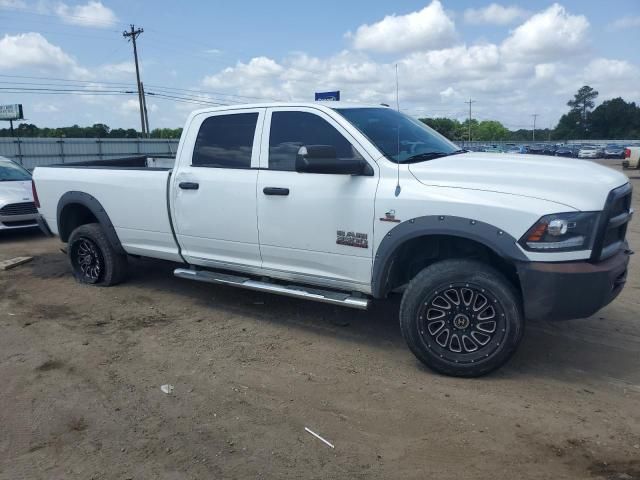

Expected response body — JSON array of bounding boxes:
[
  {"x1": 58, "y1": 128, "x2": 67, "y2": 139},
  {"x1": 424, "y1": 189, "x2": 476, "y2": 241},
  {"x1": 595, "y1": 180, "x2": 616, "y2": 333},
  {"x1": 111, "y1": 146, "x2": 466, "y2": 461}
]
[{"x1": 315, "y1": 91, "x2": 340, "y2": 101}]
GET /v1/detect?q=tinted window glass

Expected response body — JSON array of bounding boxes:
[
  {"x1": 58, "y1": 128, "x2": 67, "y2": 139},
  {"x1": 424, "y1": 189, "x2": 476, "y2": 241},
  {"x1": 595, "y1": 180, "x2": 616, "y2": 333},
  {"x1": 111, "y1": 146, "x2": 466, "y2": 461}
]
[
  {"x1": 336, "y1": 108, "x2": 458, "y2": 163},
  {"x1": 192, "y1": 113, "x2": 258, "y2": 168},
  {"x1": 268, "y1": 111, "x2": 362, "y2": 171},
  {"x1": 0, "y1": 160, "x2": 31, "y2": 181}
]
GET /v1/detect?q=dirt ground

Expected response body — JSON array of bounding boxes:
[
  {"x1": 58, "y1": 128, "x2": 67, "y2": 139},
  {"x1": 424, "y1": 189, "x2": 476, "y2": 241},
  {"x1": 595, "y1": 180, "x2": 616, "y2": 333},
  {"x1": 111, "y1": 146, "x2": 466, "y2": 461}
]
[{"x1": 1, "y1": 161, "x2": 639, "y2": 480}]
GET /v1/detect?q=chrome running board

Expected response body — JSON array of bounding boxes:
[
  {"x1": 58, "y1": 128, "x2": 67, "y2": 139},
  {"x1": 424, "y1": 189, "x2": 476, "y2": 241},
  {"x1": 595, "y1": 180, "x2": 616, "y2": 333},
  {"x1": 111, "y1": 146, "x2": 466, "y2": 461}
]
[{"x1": 174, "y1": 268, "x2": 370, "y2": 310}]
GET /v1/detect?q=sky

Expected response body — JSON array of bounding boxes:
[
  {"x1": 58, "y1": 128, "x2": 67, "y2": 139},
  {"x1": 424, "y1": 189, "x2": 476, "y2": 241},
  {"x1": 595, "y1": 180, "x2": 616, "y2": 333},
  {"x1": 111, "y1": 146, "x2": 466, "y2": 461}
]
[{"x1": 0, "y1": 0, "x2": 638, "y2": 131}]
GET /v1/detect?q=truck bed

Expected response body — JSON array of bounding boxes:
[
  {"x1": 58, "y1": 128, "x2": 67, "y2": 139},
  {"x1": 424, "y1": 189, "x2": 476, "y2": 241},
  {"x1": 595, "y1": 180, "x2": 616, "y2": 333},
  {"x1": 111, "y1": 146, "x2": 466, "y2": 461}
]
[
  {"x1": 49, "y1": 155, "x2": 176, "y2": 170},
  {"x1": 34, "y1": 155, "x2": 181, "y2": 262}
]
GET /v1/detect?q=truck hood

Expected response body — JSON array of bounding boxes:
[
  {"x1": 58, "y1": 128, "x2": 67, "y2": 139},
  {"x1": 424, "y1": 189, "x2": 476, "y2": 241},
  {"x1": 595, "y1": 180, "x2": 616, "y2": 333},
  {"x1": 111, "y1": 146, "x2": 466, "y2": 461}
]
[
  {"x1": 408, "y1": 152, "x2": 628, "y2": 211},
  {"x1": 0, "y1": 180, "x2": 33, "y2": 205}
]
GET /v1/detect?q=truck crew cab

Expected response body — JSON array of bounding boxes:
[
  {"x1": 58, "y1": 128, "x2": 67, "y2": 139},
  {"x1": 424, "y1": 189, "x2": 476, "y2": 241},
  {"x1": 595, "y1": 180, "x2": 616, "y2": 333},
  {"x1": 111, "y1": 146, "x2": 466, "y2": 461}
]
[{"x1": 33, "y1": 103, "x2": 632, "y2": 377}]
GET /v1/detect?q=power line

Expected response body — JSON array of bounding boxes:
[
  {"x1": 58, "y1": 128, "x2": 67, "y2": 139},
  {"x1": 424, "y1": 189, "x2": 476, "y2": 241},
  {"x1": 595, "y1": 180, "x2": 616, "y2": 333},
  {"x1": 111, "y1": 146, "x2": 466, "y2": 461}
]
[
  {"x1": 0, "y1": 86, "x2": 134, "y2": 94},
  {"x1": 0, "y1": 74, "x2": 279, "y2": 103},
  {"x1": 146, "y1": 92, "x2": 228, "y2": 107},
  {"x1": 0, "y1": 73, "x2": 133, "y2": 87}
]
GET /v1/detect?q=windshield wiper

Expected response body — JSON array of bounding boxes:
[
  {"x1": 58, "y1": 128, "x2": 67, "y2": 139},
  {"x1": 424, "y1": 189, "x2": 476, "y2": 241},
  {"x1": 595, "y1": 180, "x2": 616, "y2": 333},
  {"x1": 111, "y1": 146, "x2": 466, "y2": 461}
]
[{"x1": 403, "y1": 149, "x2": 467, "y2": 163}]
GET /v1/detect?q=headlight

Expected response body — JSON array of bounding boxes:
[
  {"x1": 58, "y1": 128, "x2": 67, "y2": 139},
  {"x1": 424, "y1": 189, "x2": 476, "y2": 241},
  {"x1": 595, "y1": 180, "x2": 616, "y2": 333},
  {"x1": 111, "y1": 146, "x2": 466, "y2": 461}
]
[{"x1": 519, "y1": 212, "x2": 600, "y2": 252}]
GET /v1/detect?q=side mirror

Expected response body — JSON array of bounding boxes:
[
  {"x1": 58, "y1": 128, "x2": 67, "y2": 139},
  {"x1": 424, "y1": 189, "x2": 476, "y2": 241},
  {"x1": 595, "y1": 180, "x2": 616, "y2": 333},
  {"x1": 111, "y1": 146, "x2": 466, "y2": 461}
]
[{"x1": 295, "y1": 145, "x2": 372, "y2": 175}]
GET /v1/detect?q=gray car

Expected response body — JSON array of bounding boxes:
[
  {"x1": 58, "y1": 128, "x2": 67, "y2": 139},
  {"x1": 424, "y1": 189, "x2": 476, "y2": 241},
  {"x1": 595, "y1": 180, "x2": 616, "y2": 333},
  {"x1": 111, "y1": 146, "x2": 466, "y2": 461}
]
[{"x1": 0, "y1": 156, "x2": 39, "y2": 231}]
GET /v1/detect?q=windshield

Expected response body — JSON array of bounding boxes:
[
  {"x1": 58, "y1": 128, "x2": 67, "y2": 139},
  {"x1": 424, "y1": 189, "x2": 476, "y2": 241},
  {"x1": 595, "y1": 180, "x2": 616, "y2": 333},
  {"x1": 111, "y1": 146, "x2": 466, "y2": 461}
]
[
  {"x1": 0, "y1": 160, "x2": 31, "y2": 181},
  {"x1": 335, "y1": 107, "x2": 460, "y2": 163}
]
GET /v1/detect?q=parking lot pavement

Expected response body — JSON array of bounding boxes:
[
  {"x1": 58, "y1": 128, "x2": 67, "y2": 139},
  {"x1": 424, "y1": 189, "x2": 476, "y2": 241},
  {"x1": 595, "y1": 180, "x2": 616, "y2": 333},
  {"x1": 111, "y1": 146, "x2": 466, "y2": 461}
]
[{"x1": 1, "y1": 167, "x2": 639, "y2": 479}]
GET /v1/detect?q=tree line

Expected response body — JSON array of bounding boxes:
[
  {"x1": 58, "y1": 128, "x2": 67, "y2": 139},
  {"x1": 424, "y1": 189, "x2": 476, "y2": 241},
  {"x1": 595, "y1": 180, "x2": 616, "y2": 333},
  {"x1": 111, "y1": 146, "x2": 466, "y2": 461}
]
[
  {"x1": 0, "y1": 123, "x2": 183, "y2": 139},
  {"x1": 421, "y1": 87, "x2": 640, "y2": 142}
]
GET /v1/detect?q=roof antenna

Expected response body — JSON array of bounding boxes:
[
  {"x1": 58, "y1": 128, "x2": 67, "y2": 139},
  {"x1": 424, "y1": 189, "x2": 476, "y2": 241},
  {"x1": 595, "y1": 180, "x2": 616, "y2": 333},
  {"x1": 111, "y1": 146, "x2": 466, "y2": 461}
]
[{"x1": 394, "y1": 63, "x2": 401, "y2": 197}]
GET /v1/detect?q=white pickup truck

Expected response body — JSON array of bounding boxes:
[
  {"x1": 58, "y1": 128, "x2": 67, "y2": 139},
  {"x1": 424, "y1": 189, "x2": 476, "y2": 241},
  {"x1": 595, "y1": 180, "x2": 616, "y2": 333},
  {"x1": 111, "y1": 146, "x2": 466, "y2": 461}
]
[{"x1": 33, "y1": 103, "x2": 633, "y2": 377}]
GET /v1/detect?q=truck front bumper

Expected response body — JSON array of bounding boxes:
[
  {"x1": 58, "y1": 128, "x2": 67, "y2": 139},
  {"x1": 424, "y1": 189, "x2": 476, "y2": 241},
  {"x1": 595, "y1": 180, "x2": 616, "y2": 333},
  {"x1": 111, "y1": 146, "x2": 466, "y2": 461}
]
[{"x1": 517, "y1": 249, "x2": 630, "y2": 321}]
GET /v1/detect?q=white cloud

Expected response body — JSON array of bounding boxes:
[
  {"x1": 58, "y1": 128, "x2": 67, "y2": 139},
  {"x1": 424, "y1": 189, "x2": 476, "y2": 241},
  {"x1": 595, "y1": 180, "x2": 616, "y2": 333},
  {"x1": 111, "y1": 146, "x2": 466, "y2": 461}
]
[
  {"x1": 534, "y1": 63, "x2": 556, "y2": 80},
  {"x1": 120, "y1": 98, "x2": 140, "y2": 114},
  {"x1": 348, "y1": 0, "x2": 456, "y2": 53},
  {"x1": 607, "y1": 16, "x2": 640, "y2": 30},
  {"x1": 99, "y1": 61, "x2": 135, "y2": 79},
  {"x1": 0, "y1": 32, "x2": 89, "y2": 77},
  {"x1": 463, "y1": 4, "x2": 529, "y2": 25},
  {"x1": 501, "y1": 4, "x2": 589, "y2": 61},
  {"x1": 55, "y1": 1, "x2": 117, "y2": 28},
  {"x1": 0, "y1": 0, "x2": 27, "y2": 8},
  {"x1": 33, "y1": 103, "x2": 59, "y2": 113},
  {"x1": 204, "y1": 56, "x2": 284, "y2": 88}
]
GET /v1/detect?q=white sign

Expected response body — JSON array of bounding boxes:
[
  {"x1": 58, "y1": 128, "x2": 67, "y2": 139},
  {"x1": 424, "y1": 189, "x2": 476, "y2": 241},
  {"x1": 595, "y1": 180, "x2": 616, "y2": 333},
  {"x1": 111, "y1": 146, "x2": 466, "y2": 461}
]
[{"x1": 0, "y1": 104, "x2": 23, "y2": 121}]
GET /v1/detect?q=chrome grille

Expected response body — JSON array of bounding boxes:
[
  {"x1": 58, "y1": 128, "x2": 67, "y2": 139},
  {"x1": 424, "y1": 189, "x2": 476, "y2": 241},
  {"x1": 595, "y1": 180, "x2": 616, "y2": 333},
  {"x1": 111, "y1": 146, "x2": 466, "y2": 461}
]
[{"x1": 0, "y1": 202, "x2": 37, "y2": 216}]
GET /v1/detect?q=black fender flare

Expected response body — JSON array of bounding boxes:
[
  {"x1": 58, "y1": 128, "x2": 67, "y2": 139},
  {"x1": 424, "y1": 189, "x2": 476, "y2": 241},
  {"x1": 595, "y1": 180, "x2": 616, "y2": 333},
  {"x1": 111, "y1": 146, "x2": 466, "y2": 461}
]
[
  {"x1": 56, "y1": 191, "x2": 125, "y2": 254},
  {"x1": 371, "y1": 215, "x2": 528, "y2": 298}
]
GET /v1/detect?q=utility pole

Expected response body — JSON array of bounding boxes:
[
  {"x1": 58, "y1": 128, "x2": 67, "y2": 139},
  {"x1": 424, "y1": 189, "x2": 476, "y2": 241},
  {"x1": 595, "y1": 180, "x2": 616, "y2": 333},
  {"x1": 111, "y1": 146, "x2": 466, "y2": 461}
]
[
  {"x1": 464, "y1": 98, "x2": 475, "y2": 141},
  {"x1": 531, "y1": 114, "x2": 539, "y2": 142},
  {"x1": 141, "y1": 82, "x2": 150, "y2": 137},
  {"x1": 9, "y1": 119, "x2": 14, "y2": 137},
  {"x1": 123, "y1": 24, "x2": 146, "y2": 137}
]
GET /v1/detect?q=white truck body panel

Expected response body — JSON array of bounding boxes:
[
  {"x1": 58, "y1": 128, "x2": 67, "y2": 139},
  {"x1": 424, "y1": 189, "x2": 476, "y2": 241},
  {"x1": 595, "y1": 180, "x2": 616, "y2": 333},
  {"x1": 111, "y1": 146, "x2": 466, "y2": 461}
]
[
  {"x1": 36, "y1": 167, "x2": 181, "y2": 262},
  {"x1": 32, "y1": 101, "x2": 630, "y2": 292},
  {"x1": 407, "y1": 152, "x2": 627, "y2": 211},
  {"x1": 256, "y1": 106, "x2": 379, "y2": 287},
  {"x1": 171, "y1": 108, "x2": 265, "y2": 269}
]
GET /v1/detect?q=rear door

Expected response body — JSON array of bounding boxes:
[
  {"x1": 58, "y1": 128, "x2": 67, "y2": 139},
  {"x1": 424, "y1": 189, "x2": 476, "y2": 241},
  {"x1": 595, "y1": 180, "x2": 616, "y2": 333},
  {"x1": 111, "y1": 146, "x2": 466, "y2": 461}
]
[
  {"x1": 256, "y1": 107, "x2": 378, "y2": 291},
  {"x1": 172, "y1": 108, "x2": 265, "y2": 269}
]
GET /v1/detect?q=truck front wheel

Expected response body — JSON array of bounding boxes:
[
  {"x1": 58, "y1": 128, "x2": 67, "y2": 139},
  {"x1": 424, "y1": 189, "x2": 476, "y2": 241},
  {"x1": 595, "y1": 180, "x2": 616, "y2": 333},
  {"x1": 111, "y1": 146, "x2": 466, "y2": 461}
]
[
  {"x1": 68, "y1": 223, "x2": 128, "y2": 286},
  {"x1": 399, "y1": 259, "x2": 524, "y2": 377}
]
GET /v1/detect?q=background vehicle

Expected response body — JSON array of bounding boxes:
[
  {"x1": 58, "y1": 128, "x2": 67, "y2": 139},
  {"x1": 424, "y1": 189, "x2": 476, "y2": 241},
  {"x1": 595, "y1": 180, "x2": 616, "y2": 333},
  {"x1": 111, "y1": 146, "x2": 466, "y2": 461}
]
[
  {"x1": 554, "y1": 145, "x2": 577, "y2": 157},
  {"x1": 527, "y1": 144, "x2": 546, "y2": 154},
  {"x1": 504, "y1": 144, "x2": 522, "y2": 154},
  {"x1": 578, "y1": 145, "x2": 603, "y2": 159},
  {"x1": 622, "y1": 146, "x2": 640, "y2": 168},
  {"x1": 604, "y1": 144, "x2": 626, "y2": 159},
  {"x1": 0, "y1": 156, "x2": 39, "y2": 231},
  {"x1": 33, "y1": 103, "x2": 632, "y2": 378}
]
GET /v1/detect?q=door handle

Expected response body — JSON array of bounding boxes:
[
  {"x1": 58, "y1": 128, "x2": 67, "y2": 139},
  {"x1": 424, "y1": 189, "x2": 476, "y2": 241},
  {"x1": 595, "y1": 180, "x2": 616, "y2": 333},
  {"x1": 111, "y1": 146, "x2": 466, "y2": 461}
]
[
  {"x1": 179, "y1": 182, "x2": 199, "y2": 190},
  {"x1": 263, "y1": 187, "x2": 289, "y2": 196}
]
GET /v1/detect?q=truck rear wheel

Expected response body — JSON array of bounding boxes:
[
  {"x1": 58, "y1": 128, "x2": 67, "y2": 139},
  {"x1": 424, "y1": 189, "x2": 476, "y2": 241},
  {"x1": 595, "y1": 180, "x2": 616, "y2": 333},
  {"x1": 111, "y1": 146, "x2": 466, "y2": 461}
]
[
  {"x1": 68, "y1": 223, "x2": 128, "y2": 286},
  {"x1": 399, "y1": 259, "x2": 523, "y2": 377}
]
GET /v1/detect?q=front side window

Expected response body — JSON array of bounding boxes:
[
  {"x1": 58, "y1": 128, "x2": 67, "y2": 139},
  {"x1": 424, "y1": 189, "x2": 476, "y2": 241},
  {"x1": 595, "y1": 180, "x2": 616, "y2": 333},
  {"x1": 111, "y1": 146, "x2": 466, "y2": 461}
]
[
  {"x1": 336, "y1": 107, "x2": 460, "y2": 164},
  {"x1": 268, "y1": 111, "x2": 363, "y2": 171},
  {"x1": 192, "y1": 112, "x2": 258, "y2": 168},
  {"x1": 0, "y1": 160, "x2": 31, "y2": 181}
]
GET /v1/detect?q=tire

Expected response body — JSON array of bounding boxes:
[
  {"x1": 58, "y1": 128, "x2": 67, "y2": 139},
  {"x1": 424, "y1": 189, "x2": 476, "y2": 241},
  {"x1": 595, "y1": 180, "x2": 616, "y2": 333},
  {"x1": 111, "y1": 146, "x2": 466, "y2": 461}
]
[
  {"x1": 399, "y1": 259, "x2": 524, "y2": 377},
  {"x1": 68, "y1": 223, "x2": 128, "y2": 286}
]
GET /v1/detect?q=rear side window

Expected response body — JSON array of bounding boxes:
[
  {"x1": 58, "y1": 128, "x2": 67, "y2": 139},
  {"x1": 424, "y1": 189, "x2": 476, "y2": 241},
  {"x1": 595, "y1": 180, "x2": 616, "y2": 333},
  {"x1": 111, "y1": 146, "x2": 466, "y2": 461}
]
[
  {"x1": 268, "y1": 111, "x2": 362, "y2": 171},
  {"x1": 192, "y1": 112, "x2": 258, "y2": 168}
]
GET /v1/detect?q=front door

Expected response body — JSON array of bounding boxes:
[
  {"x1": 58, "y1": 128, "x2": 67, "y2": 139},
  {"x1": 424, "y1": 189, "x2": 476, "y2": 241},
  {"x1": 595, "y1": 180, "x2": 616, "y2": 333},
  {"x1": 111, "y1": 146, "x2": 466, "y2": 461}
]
[
  {"x1": 256, "y1": 107, "x2": 378, "y2": 291},
  {"x1": 172, "y1": 108, "x2": 265, "y2": 269}
]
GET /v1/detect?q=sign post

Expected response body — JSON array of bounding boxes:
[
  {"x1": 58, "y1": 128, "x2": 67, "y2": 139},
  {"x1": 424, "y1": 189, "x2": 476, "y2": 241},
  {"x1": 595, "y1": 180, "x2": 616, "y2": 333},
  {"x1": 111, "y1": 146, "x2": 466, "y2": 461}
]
[
  {"x1": 315, "y1": 91, "x2": 340, "y2": 101},
  {"x1": 0, "y1": 104, "x2": 24, "y2": 138}
]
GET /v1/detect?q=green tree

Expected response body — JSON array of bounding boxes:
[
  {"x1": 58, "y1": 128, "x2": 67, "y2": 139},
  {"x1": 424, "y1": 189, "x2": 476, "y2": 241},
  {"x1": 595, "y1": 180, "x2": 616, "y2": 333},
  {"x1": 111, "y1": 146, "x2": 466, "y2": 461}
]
[
  {"x1": 590, "y1": 98, "x2": 640, "y2": 139},
  {"x1": 419, "y1": 117, "x2": 463, "y2": 140},
  {"x1": 475, "y1": 120, "x2": 510, "y2": 141},
  {"x1": 566, "y1": 85, "x2": 598, "y2": 137},
  {"x1": 567, "y1": 85, "x2": 599, "y2": 117}
]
